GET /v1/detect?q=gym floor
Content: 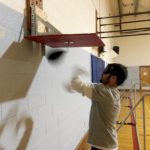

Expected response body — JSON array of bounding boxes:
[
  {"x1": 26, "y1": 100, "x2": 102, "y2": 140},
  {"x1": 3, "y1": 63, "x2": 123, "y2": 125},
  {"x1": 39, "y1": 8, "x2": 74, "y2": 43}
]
[{"x1": 77, "y1": 92, "x2": 150, "y2": 150}]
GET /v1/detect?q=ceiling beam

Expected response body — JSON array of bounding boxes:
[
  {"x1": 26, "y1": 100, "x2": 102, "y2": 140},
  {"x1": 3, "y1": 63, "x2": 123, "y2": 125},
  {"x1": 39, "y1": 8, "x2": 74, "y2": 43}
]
[
  {"x1": 100, "y1": 19, "x2": 150, "y2": 26},
  {"x1": 101, "y1": 32, "x2": 150, "y2": 38},
  {"x1": 98, "y1": 11, "x2": 150, "y2": 19},
  {"x1": 97, "y1": 27, "x2": 150, "y2": 34}
]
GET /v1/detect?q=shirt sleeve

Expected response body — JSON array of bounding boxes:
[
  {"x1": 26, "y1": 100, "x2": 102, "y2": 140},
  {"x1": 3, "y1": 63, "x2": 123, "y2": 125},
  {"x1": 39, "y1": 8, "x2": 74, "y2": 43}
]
[{"x1": 71, "y1": 76, "x2": 107, "y2": 102}]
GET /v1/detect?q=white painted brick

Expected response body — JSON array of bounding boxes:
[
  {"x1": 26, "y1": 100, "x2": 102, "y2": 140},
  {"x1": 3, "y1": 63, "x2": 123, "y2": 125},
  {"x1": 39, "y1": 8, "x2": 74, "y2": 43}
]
[
  {"x1": 0, "y1": 3, "x2": 24, "y2": 33},
  {"x1": 27, "y1": 108, "x2": 40, "y2": 130},
  {"x1": 28, "y1": 91, "x2": 46, "y2": 110},
  {"x1": 0, "y1": 3, "x2": 24, "y2": 57},
  {"x1": 1, "y1": 99, "x2": 28, "y2": 120},
  {"x1": 0, "y1": 1, "x2": 98, "y2": 150},
  {"x1": 1, "y1": 0, "x2": 25, "y2": 13},
  {"x1": 0, "y1": 29, "x2": 18, "y2": 57},
  {"x1": 0, "y1": 116, "x2": 21, "y2": 149},
  {"x1": 28, "y1": 134, "x2": 59, "y2": 150}
]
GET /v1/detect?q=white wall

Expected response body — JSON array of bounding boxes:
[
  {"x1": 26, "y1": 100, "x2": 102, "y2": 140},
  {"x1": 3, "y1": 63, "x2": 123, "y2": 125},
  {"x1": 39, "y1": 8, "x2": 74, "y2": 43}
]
[
  {"x1": 113, "y1": 35, "x2": 150, "y2": 66},
  {"x1": 97, "y1": 0, "x2": 116, "y2": 63},
  {"x1": 43, "y1": 48, "x2": 91, "y2": 150},
  {"x1": 119, "y1": 66, "x2": 140, "y2": 89},
  {"x1": 0, "y1": 1, "x2": 98, "y2": 150},
  {"x1": 44, "y1": 0, "x2": 96, "y2": 34}
]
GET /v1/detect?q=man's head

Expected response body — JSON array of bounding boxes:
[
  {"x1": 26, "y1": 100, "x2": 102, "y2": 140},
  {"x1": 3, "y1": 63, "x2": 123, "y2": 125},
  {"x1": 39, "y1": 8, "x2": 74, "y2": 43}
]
[{"x1": 100, "y1": 63, "x2": 128, "y2": 87}]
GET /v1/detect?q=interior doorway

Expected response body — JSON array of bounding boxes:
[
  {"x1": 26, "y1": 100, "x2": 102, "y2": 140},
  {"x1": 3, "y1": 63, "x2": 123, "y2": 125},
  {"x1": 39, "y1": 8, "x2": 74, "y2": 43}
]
[{"x1": 140, "y1": 66, "x2": 150, "y2": 90}]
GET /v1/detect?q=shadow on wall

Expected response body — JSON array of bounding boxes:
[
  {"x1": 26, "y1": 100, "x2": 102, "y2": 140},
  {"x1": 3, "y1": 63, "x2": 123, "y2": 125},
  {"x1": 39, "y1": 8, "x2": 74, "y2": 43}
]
[
  {"x1": 0, "y1": 3, "x2": 43, "y2": 102},
  {"x1": 0, "y1": 106, "x2": 33, "y2": 150},
  {"x1": 0, "y1": 2, "x2": 42, "y2": 149},
  {"x1": 0, "y1": 39, "x2": 43, "y2": 102},
  {"x1": 16, "y1": 116, "x2": 33, "y2": 150}
]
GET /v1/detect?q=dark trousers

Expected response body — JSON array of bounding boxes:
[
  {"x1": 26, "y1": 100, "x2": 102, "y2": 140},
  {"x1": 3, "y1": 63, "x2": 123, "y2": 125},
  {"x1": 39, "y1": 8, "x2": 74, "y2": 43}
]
[{"x1": 91, "y1": 146, "x2": 102, "y2": 150}]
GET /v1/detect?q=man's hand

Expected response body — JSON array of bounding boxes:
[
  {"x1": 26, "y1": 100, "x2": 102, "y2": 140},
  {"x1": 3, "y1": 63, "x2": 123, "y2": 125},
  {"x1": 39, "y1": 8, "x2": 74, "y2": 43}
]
[
  {"x1": 64, "y1": 66, "x2": 89, "y2": 93},
  {"x1": 72, "y1": 66, "x2": 89, "y2": 77},
  {"x1": 63, "y1": 82, "x2": 75, "y2": 93}
]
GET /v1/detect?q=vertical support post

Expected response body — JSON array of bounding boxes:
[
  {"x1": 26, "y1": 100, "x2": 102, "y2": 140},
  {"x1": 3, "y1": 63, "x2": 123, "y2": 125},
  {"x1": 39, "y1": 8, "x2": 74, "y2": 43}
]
[
  {"x1": 26, "y1": 0, "x2": 43, "y2": 34},
  {"x1": 96, "y1": 10, "x2": 98, "y2": 34},
  {"x1": 134, "y1": 83, "x2": 137, "y2": 121},
  {"x1": 26, "y1": 0, "x2": 45, "y2": 56},
  {"x1": 117, "y1": 0, "x2": 122, "y2": 32},
  {"x1": 142, "y1": 97, "x2": 146, "y2": 150},
  {"x1": 31, "y1": 6, "x2": 36, "y2": 35}
]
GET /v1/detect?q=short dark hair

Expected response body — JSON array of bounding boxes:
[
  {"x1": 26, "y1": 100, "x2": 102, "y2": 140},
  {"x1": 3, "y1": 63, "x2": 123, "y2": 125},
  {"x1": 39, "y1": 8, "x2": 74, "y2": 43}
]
[{"x1": 103, "y1": 63, "x2": 128, "y2": 86}]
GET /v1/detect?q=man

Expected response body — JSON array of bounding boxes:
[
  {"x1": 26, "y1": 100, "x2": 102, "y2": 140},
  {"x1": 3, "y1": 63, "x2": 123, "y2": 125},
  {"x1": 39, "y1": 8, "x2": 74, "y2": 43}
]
[{"x1": 67, "y1": 63, "x2": 128, "y2": 150}]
